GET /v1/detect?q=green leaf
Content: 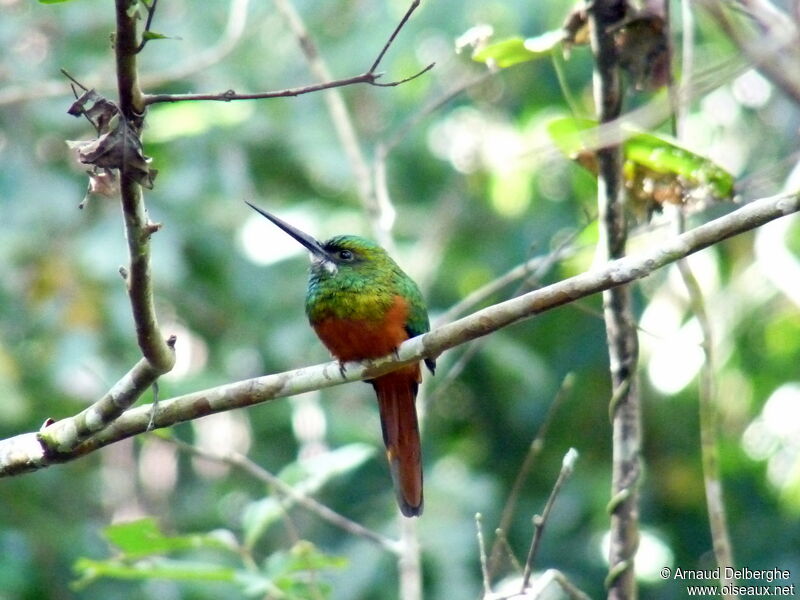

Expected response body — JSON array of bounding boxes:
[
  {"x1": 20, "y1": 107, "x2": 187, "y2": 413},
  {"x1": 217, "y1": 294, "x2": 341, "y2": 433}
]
[
  {"x1": 141, "y1": 31, "x2": 173, "y2": 41},
  {"x1": 624, "y1": 132, "x2": 735, "y2": 200},
  {"x1": 546, "y1": 117, "x2": 735, "y2": 203},
  {"x1": 263, "y1": 542, "x2": 346, "y2": 579},
  {"x1": 104, "y1": 518, "x2": 236, "y2": 559},
  {"x1": 473, "y1": 32, "x2": 561, "y2": 68},
  {"x1": 254, "y1": 542, "x2": 345, "y2": 598},
  {"x1": 242, "y1": 444, "x2": 375, "y2": 548},
  {"x1": 546, "y1": 117, "x2": 599, "y2": 156},
  {"x1": 72, "y1": 557, "x2": 238, "y2": 591},
  {"x1": 37, "y1": 0, "x2": 79, "y2": 4}
]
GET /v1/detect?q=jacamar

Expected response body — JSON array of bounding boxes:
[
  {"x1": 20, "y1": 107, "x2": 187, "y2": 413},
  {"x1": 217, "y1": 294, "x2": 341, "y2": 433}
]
[{"x1": 247, "y1": 202, "x2": 435, "y2": 517}]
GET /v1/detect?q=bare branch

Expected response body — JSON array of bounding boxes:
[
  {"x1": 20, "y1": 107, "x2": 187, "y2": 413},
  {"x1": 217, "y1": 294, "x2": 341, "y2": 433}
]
[
  {"x1": 520, "y1": 448, "x2": 579, "y2": 592},
  {"x1": 370, "y1": 62, "x2": 435, "y2": 88},
  {"x1": 0, "y1": 0, "x2": 251, "y2": 107},
  {"x1": 143, "y1": 0, "x2": 430, "y2": 111},
  {"x1": 678, "y1": 254, "x2": 738, "y2": 597},
  {"x1": 167, "y1": 437, "x2": 402, "y2": 554},
  {"x1": 115, "y1": 0, "x2": 146, "y2": 118},
  {"x1": 115, "y1": 0, "x2": 175, "y2": 373},
  {"x1": 1, "y1": 190, "x2": 797, "y2": 476},
  {"x1": 699, "y1": 0, "x2": 800, "y2": 105},
  {"x1": 270, "y1": 0, "x2": 386, "y2": 244},
  {"x1": 368, "y1": 0, "x2": 420, "y2": 73},
  {"x1": 672, "y1": 8, "x2": 739, "y2": 589},
  {"x1": 476, "y1": 513, "x2": 492, "y2": 596},
  {"x1": 488, "y1": 374, "x2": 574, "y2": 578},
  {"x1": 144, "y1": 72, "x2": 381, "y2": 104}
]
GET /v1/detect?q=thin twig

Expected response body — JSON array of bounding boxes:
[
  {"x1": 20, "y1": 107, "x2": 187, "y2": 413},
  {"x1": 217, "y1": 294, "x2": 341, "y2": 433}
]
[
  {"x1": 369, "y1": 0, "x2": 421, "y2": 73},
  {"x1": 699, "y1": 0, "x2": 800, "y2": 105},
  {"x1": 0, "y1": 0, "x2": 251, "y2": 107},
  {"x1": 436, "y1": 222, "x2": 590, "y2": 326},
  {"x1": 166, "y1": 436, "x2": 402, "y2": 554},
  {"x1": 60, "y1": 69, "x2": 88, "y2": 92},
  {"x1": 551, "y1": 50, "x2": 583, "y2": 117},
  {"x1": 371, "y1": 63, "x2": 435, "y2": 87},
  {"x1": 270, "y1": 0, "x2": 378, "y2": 236},
  {"x1": 678, "y1": 255, "x2": 738, "y2": 597},
  {"x1": 380, "y1": 69, "x2": 494, "y2": 159},
  {"x1": 671, "y1": 6, "x2": 738, "y2": 589},
  {"x1": 144, "y1": 0, "x2": 432, "y2": 118},
  {"x1": 476, "y1": 513, "x2": 492, "y2": 596},
  {"x1": 487, "y1": 374, "x2": 574, "y2": 578},
  {"x1": 493, "y1": 529, "x2": 523, "y2": 574},
  {"x1": 135, "y1": 0, "x2": 160, "y2": 53},
  {"x1": 520, "y1": 448, "x2": 579, "y2": 592},
  {"x1": 2, "y1": 190, "x2": 799, "y2": 475},
  {"x1": 145, "y1": 72, "x2": 383, "y2": 104},
  {"x1": 431, "y1": 228, "x2": 583, "y2": 402},
  {"x1": 674, "y1": 212, "x2": 737, "y2": 598}
]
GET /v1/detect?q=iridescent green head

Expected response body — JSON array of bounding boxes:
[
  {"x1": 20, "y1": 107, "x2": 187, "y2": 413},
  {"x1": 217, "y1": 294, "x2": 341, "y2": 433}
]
[
  {"x1": 246, "y1": 201, "x2": 430, "y2": 336},
  {"x1": 246, "y1": 201, "x2": 433, "y2": 373},
  {"x1": 308, "y1": 235, "x2": 399, "y2": 280}
]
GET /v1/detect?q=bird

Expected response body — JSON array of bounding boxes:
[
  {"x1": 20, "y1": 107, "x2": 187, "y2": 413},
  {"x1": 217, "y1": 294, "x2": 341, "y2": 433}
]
[{"x1": 246, "y1": 201, "x2": 435, "y2": 517}]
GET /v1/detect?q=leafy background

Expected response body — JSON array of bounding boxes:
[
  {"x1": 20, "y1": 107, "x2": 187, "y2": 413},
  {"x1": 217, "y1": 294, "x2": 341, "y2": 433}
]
[{"x1": 1, "y1": 0, "x2": 799, "y2": 598}]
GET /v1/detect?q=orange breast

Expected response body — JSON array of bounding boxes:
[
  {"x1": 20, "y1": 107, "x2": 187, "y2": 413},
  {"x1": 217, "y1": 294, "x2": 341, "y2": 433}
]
[{"x1": 312, "y1": 294, "x2": 412, "y2": 363}]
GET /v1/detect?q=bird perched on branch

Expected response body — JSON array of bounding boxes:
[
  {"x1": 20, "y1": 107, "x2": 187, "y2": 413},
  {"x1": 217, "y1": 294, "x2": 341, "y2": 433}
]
[{"x1": 247, "y1": 202, "x2": 434, "y2": 517}]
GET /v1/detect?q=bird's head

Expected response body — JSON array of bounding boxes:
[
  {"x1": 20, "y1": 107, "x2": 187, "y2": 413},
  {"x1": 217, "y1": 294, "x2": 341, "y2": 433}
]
[{"x1": 246, "y1": 202, "x2": 392, "y2": 280}]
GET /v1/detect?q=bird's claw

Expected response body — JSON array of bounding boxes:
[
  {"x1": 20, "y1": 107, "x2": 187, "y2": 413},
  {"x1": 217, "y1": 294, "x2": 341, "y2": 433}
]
[{"x1": 338, "y1": 361, "x2": 347, "y2": 378}]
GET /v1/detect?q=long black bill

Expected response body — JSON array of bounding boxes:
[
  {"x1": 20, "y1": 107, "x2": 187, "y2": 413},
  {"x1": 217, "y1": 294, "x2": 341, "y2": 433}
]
[{"x1": 245, "y1": 201, "x2": 329, "y2": 259}]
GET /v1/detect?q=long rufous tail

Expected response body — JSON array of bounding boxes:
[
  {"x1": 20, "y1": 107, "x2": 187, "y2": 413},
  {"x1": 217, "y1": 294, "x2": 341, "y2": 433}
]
[{"x1": 372, "y1": 369, "x2": 423, "y2": 517}]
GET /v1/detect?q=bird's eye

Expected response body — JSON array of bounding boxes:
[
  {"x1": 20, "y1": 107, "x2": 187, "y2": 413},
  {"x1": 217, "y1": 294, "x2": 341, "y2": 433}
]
[{"x1": 338, "y1": 249, "x2": 354, "y2": 261}]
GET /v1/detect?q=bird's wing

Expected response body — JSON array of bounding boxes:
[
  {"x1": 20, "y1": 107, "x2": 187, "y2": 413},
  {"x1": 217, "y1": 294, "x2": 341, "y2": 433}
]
[{"x1": 401, "y1": 285, "x2": 435, "y2": 375}]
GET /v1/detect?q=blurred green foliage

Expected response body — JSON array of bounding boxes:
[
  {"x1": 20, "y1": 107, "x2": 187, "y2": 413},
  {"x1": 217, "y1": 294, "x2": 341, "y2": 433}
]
[{"x1": 1, "y1": 0, "x2": 800, "y2": 598}]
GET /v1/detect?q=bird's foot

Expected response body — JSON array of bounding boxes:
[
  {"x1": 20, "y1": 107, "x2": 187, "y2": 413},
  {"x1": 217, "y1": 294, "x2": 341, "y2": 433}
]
[{"x1": 338, "y1": 361, "x2": 347, "y2": 378}]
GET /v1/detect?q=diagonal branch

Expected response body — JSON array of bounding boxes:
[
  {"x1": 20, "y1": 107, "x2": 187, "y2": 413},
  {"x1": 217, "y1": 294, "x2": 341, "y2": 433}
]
[
  {"x1": 167, "y1": 437, "x2": 401, "y2": 554},
  {"x1": 520, "y1": 448, "x2": 579, "y2": 592},
  {"x1": 144, "y1": 0, "x2": 432, "y2": 107},
  {"x1": 271, "y1": 0, "x2": 385, "y2": 244},
  {"x1": 368, "y1": 0, "x2": 420, "y2": 73},
  {"x1": 699, "y1": 0, "x2": 800, "y2": 106},
  {"x1": 1, "y1": 191, "x2": 797, "y2": 477}
]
